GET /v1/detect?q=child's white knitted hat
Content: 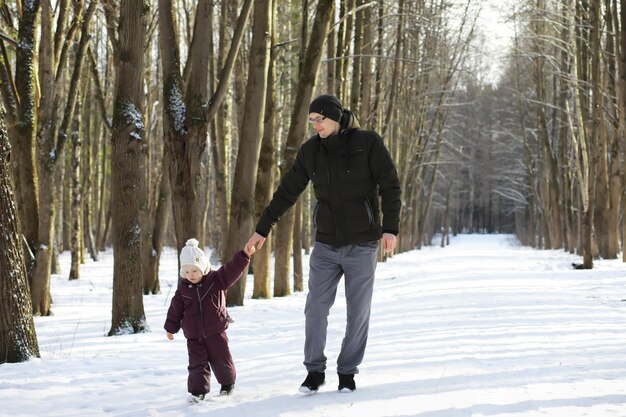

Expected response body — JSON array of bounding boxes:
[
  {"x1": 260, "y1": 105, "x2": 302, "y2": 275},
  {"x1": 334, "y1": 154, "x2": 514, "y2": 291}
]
[{"x1": 179, "y1": 238, "x2": 209, "y2": 277}]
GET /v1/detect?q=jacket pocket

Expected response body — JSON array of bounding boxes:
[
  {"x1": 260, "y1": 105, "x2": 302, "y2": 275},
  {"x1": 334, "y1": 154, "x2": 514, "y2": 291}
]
[
  {"x1": 364, "y1": 199, "x2": 375, "y2": 225},
  {"x1": 315, "y1": 202, "x2": 333, "y2": 234}
]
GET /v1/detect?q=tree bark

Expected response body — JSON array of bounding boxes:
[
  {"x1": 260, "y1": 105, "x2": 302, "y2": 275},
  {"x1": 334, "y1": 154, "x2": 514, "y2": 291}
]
[
  {"x1": 83, "y1": 95, "x2": 99, "y2": 262},
  {"x1": 31, "y1": 0, "x2": 97, "y2": 315},
  {"x1": 0, "y1": 104, "x2": 40, "y2": 364},
  {"x1": 69, "y1": 97, "x2": 83, "y2": 280},
  {"x1": 349, "y1": 0, "x2": 363, "y2": 114},
  {"x1": 621, "y1": 0, "x2": 626, "y2": 262},
  {"x1": 10, "y1": 0, "x2": 41, "y2": 269},
  {"x1": 334, "y1": 0, "x2": 348, "y2": 99},
  {"x1": 253, "y1": 3, "x2": 277, "y2": 300},
  {"x1": 183, "y1": 0, "x2": 213, "y2": 243},
  {"x1": 144, "y1": 154, "x2": 170, "y2": 294},
  {"x1": 292, "y1": 199, "x2": 303, "y2": 292},
  {"x1": 108, "y1": 0, "x2": 148, "y2": 335},
  {"x1": 211, "y1": 0, "x2": 233, "y2": 262},
  {"x1": 226, "y1": 0, "x2": 272, "y2": 306},
  {"x1": 359, "y1": 0, "x2": 373, "y2": 125}
]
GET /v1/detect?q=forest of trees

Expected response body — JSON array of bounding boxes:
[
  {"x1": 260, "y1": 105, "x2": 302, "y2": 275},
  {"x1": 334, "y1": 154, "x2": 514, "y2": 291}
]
[{"x1": 1, "y1": 0, "x2": 626, "y2": 363}]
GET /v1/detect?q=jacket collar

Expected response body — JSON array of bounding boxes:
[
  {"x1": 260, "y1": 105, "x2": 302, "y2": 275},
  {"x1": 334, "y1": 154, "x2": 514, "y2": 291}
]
[{"x1": 182, "y1": 275, "x2": 208, "y2": 288}]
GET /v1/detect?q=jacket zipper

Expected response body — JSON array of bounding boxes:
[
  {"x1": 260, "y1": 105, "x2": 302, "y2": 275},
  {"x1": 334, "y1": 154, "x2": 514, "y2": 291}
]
[{"x1": 196, "y1": 286, "x2": 207, "y2": 339}]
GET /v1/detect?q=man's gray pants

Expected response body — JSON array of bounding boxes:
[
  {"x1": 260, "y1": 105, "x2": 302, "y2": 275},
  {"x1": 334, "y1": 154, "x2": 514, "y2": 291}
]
[{"x1": 304, "y1": 240, "x2": 378, "y2": 375}]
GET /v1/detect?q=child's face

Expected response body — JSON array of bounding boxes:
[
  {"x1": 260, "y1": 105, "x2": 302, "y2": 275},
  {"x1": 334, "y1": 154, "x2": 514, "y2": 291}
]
[{"x1": 181, "y1": 265, "x2": 204, "y2": 283}]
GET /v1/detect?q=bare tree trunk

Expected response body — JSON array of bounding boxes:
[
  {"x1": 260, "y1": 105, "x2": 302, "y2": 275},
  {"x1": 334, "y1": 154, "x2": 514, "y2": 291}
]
[
  {"x1": 302, "y1": 186, "x2": 312, "y2": 254},
  {"x1": 292, "y1": 199, "x2": 303, "y2": 292},
  {"x1": 273, "y1": 0, "x2": 334, "y2": 298},
  {"x1": 226, "y1": 0, "x2": 273, "y2": 306},
  {"x1": 8, "y1": 0, "x2": 40, "y2": 277},
  {"x1": 605, "y1": 0, "x2": 624, "y2": 259},
  {"x1": 108, "y1": 0, "x2": 148, "y2": 335},
  {"x1": 57, "y1": 153, "x2": 69, "y2": 256},
  {"x1": 593, "y1": 86, "x2": 611, "y2": 258},
  {"x1": 441, "y1": 180, "x2": 452, "y2": 248},
  {"x1": 326, "y1": 5, "x2": 337, "y2": 93},
  {"x1": 212, "y1": 0, "x2": 233, "y2": 262},
  {"x1": 140, "y1": 38, "x2": 158, "y2": 293},
  {"x1": 589, "y1": 0, "x2": 614, "y2": 258},
  {"x1": 340, "y1": 0, "x2": 355, "y2": 102},
  {"x1": 83, "y1": 98, "x2": 99, "y2": 262},
  {"x1": 334, "y1": 0, "x2": 348, "y2": 99},
  {"x1": 532, "y1": 0, "x2": 562, "y2": 249},
  {"x1": 69, "y1": 97, "x2": 83, "y2": 280},
  {"x1": 349, "y1": 0, "x2": 363, "y2": 114},
  {"x1": 381, "y1": 0, "x2": 404, "y2": 138},
  {"x1": 200, "y1": 2, "x2": 216, "y2": 250},
  {"x1": 96, "y1": 131, "x2": 109, "y2": 251},
  {"x1": 160, "y1": 0, "x2": 253, "y2": 264},
  {"x1": 159, "y1": 0, "x2": 199, "y2": 254},
  {"x1": 620, "y1": 0, "x2": 626, "y2": 262},
  {"x1": 0, "y1": 104, "x2": 40, "y2": 363},
  {"x1": 32, "y1": 0, "x2": 97, "y2": 315},
  {"x1": 145, "y1": 155, "x2": 170, "y2": 295},
  {"x1": 416, "y1": 128, "x2": 445, "y2": 248},
  {"x1": 253, "y1": 3, "x2": 277, "y2": 300},
  {"x1": 558, "y1": 0, "x2": 576, "y2": 253},
  {"x1": 371, "y1": 0, "x2": 385, "y2": 131},
  {"x1": 232, "y1": 1, "x2": 247, "y2": 140},
  {"x1": 599, "y1": 0, "x2": 621, "y2": 260},
  {"x1": 183, "y1": 0, "x2": 213, "y2": 243},
  {"x1": 359, "y1": 0, "x2": 373, "y2": 125},
  {"x1": 579, "y1": 0, "x2": 601, "y2": 268}
]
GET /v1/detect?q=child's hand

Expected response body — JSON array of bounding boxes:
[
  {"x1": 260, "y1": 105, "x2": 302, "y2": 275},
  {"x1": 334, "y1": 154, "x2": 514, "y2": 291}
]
[
  {"x1": 244, "y1": 243, "x2": 256, "y2": 257},
  {"x1": 166, "y1": 332, "x2": 174, "y2": 340}
]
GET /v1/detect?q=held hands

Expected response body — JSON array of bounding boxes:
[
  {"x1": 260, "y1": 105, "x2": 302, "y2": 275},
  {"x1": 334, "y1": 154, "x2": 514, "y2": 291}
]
[
  {"x1": 381, "y1": 233, "x2": 397, "y2": 255},
  {"x1": 246, "y1": 232, "x2": 266, "y2": 251},
  {"x1": 244, "y1": 242, "x2": 256, "y2": 257}
]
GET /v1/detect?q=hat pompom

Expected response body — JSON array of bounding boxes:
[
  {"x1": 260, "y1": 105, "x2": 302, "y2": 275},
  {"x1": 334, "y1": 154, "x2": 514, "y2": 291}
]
[{"x1": 185, "y1": 238, "x2": 199, "y2": 247}]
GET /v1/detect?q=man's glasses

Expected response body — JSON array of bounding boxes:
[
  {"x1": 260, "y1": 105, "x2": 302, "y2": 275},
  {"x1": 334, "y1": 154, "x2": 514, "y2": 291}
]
[{"x1": 308, "y1": 116, "x2": 327, "y2": 124}]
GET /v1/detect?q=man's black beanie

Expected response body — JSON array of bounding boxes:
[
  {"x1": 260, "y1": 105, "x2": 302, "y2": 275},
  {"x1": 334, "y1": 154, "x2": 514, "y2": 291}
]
[{"x1": 308, "y1": 94, "x2": 343, "y2": 122}]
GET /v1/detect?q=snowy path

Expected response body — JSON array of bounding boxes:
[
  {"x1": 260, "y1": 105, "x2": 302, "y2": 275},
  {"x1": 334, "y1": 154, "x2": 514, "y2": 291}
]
[{"x1": 1, "y1": 234, "x2": 626, "y2": 416}]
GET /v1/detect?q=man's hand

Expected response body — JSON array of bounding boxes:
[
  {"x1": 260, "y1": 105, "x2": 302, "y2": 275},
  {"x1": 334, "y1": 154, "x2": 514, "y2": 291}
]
[
  {"x1": 247, "y1": 232, "x2": 267, "y2": 250},
  {"x1": 381, "y1": 233, "x2": 397, "y2": 255},
  {"x1": 166, "y1": 332, "x2": 174, "y2": 340}
]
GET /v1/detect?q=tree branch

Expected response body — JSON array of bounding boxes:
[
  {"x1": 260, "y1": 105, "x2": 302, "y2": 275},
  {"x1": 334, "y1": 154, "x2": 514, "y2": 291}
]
[
  {"x1": 55, "y1": 0, "x2": 99, "y2": 160},
  {"x1": 87, "y1": 46, "x2": 112, "y2": 130},
  {"x1": 328, "y1": 1, "x2": 376, "y2": 34},
  {"x1": 205, "y1": 0, "x2": 253, "y2": 123},
  {"x1": 0, "y1": 30, "x2": 18, "y2": 47}
]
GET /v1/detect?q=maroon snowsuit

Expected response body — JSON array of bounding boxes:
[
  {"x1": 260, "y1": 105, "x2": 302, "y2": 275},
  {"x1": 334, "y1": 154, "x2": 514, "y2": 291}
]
[{"x1": 164, "y1": 250, "x2": 250, "y2": 395}]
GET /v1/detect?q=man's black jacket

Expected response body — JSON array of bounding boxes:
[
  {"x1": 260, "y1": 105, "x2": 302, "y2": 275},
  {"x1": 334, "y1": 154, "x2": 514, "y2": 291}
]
[{"x1": 256, "y1": 111, "x2": 401, "y2": 246}]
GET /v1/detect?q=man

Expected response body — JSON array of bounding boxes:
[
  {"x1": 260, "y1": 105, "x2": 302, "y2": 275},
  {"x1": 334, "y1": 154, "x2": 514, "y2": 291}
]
[{"x1": 247, "y1": 94, "x2": 401, "y2": 393}]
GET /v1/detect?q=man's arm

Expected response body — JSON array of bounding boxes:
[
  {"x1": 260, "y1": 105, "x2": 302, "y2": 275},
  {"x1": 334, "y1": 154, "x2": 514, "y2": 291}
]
[
  {"x1": 253, "y1": 146, "x2": 311, "y2": 240},
  {"x1": 369, "y1": 133, "x2": 401, "y2": 236}
]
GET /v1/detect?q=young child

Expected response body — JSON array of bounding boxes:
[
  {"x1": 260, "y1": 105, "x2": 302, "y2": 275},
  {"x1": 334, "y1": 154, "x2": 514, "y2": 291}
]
[{"x1": 164, "y1": 238, "x2": 255, "y2": 403}]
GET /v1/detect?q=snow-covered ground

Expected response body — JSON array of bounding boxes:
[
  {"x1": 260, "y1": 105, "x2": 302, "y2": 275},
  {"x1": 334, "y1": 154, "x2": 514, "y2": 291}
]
[{"x1": 1, "y1": 234, "x2": 626, "y2": 417}]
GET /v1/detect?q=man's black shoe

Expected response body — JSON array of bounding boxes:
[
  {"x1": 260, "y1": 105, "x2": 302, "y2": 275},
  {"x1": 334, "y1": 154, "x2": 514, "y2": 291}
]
[
  {"x1": 299, "y1": 371, "x2": 325, "y2": 393},
  {"x1": 338, "y1": 372, "x2": 356, "y2": 392}
]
